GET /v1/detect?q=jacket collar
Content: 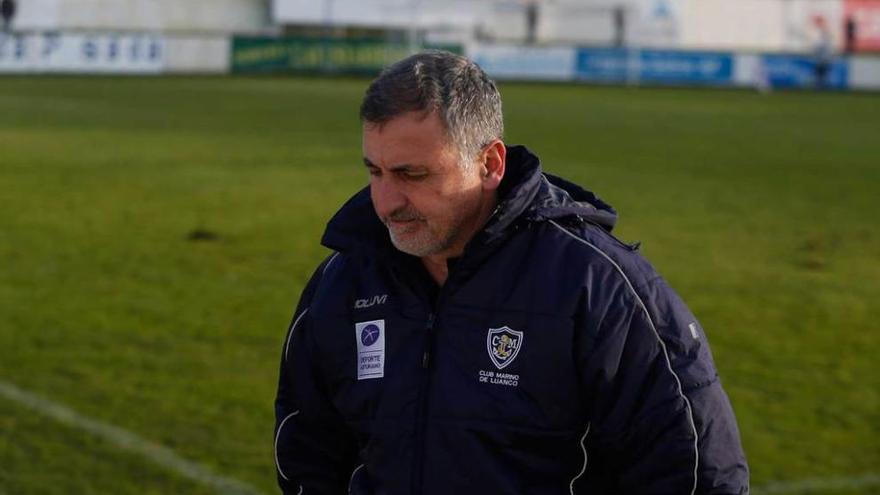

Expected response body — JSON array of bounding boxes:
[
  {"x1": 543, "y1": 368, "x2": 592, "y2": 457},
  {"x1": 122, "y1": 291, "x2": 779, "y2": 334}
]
[{"x1": 320, "y1": 145, "x2": 617, "y2": 260}]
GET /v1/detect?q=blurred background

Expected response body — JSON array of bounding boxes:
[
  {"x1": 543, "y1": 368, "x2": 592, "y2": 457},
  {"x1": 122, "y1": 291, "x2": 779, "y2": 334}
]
[{"x1": 1, "y1": 1, "x2": 879, "y2": 494}]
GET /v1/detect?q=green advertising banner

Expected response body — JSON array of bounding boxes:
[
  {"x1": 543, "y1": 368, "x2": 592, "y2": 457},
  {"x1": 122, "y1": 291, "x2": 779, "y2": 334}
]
[{"x1": 231, "y1": 37, "x2": 461, "y2": 74}]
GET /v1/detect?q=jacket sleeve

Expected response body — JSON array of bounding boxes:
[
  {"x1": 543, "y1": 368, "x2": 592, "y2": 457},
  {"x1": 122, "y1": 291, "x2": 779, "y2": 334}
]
[
  {"x1": 576, "y1": 275, "x2": 749, "y2": 495},
  {"x1": 274, "y1": 260, "x2": 359, "y2": 494}
]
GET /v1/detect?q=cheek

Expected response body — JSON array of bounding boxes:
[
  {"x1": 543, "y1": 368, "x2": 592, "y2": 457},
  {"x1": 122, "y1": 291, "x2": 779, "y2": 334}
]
[
  {"x1": 428, "y1": 187, "x2": 480, "y2": 223},
  {"x1": 414, "y1": 172, "x2": 481, "y2": 219}
]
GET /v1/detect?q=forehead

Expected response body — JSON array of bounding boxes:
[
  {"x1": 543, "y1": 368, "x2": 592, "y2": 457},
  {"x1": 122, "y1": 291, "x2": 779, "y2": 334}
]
[{"x1": 362, "y1": 112, "x2": 456, "y2": 168}]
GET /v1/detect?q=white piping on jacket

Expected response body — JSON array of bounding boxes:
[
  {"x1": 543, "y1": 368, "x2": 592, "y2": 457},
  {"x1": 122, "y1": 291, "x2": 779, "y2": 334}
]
[
  {"x1": 550, "y1": 220, "x2": 699, "y2": 495},
  {"x1": 282, "y1": 252, "x2": 339, "y2": 362},
  {"x1": 274, "y1": 410, "x2": 300, "y2": 482},
  {"x1": 348, "y1": 464, "x2": 365, "y2": 494},
  {"x1": 569, "y1": 422, "x2": 591, "y2": 494},
  {"x1": 284, "y1": 308, "x2": 309, "y2": 362},
  {"x1": 323, "y1": 252, "x2": 340, "y2": 276}
]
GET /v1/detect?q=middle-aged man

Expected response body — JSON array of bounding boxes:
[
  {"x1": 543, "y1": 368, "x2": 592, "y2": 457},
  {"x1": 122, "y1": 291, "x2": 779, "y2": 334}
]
[{"x1": 275, "y1": 50, "x2": 749, "y2": 494}]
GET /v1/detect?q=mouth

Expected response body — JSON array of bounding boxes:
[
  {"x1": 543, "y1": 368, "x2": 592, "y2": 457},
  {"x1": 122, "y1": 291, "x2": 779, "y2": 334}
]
[
  {"x1": 389, "y1": 218, "x2": 418, "y2": 228},
  {"x1": 386, "y1": 218, "x2": 423, "y2": 233},
  {"x1": 389, "y1": 218, "x2": 416, "y2": 225}
]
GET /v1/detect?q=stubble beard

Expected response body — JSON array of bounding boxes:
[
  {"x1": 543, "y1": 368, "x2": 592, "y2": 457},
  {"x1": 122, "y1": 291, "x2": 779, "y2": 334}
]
[
  {"x1": 386, "y1": 215, "x2": 452, "y2": 258},
  {"x1": 383, "y1": 185, "x2": 489, "y2": 259},
  {"x1": 384, "y1": 204, "x2": 476, "y2": 258}
]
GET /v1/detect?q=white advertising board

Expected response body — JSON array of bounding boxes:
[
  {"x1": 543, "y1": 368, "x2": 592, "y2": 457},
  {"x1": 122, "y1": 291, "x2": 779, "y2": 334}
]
[
  {"x1": 850, "y1": 55, "x2": 880, "y2": 89},
  {"x1": 468, "y1": 45, "x2": 576, "y2": 81},
  {"x1": 0, "y1": 32, "x2": 164, "y2": 73},
  {"x1": 163, "y1": 36, "x2": 230, "y2": 74}
]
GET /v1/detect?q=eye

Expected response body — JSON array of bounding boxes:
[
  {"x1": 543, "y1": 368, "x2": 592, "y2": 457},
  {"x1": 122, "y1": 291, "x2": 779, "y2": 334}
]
[
  {"x1": 400, "y1": 170, "x2": 428, "y2": 181},
  {"x1": 367, "y1": 167, "x2": 381, "y2": 177}
]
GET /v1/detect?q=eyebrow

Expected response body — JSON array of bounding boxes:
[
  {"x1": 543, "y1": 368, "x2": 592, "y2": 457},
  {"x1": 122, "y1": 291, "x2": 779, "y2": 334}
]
[{"x1": 363, "y1": 158, "x2": 426, "y2": 173}]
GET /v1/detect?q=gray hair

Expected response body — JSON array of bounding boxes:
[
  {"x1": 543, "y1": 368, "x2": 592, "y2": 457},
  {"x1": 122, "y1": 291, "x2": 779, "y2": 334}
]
[{"x1": 359, "y1": 50, "x2": 504, "y2": 167}]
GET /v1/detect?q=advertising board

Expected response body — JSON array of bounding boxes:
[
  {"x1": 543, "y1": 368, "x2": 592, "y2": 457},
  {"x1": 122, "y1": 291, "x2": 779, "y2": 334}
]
[
  {"x1": 760, "y1": 54, "x2": 849, "y2": 89},
  {"x1": 232, "y1": 37, "x2": 459, "y2": 74},
  {"x1": 0, "y1": 32, "x2": 164, "y2": 73},
  {"x1": 468, "y1": 45, "x2": 575, "y2": 81},
  {"x1": 575, "y1": 47, "x2": 733, "y2": 85},
  {"x1": 850, "y1": 55, "x2": 880, "y2": 88}
]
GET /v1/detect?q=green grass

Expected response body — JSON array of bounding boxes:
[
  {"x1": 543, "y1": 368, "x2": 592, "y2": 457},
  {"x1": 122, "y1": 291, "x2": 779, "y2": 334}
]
[{"x1": 1, "y1": 76, "x2": 878, "y2": 494}]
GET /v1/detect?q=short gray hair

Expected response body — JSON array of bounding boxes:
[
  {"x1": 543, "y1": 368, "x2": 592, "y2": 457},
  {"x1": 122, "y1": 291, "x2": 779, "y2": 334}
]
[{"x1": 360, "y1": 50, "x2": 503, "y2": 166}]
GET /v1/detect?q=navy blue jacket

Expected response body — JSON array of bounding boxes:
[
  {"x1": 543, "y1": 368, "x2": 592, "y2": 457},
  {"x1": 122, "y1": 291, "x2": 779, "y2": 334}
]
[{"x1": 275, "y1": 146, "x2": 749, "y2": 494}]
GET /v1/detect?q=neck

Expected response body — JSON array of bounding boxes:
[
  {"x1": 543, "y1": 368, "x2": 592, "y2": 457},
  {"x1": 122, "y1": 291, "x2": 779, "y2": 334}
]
[{"x1": 421, "y1": 256, "x2": 450, "y2": 287}]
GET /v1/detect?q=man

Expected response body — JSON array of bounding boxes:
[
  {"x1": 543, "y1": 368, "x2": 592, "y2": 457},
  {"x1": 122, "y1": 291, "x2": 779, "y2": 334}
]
[
  {"x1": 274, "y1": 51, "x2": 749, "y2": 494},
  {"x1": 845, "y1": 15, "x2": 857, "y2": 54},
  {"x1": 812, "y1": 16, "x2": 834, "y2": 90},
  {"x1": 1, "y1": 0, "x2": 15, "y2": 32}
]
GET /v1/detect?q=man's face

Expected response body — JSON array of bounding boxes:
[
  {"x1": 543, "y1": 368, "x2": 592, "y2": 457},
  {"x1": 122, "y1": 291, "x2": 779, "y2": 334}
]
[{"x1": 363, "y1": 111, "x2": 488, "y2": 259}]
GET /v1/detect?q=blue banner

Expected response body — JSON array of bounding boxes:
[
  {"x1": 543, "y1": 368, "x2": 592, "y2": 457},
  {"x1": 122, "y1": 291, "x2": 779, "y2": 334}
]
[
  {"x1": 760, "y1": 54, "x2": 848, "y2": 89},
  {"x1": 575, "y1": 48, "x2": 630, "y2": 82},
  {"x1": 640, "y1": 50, "x2": 733, "y2": 84},
  {"x1": 575, "y1": 48, "x2": 733, "y2": 85}
]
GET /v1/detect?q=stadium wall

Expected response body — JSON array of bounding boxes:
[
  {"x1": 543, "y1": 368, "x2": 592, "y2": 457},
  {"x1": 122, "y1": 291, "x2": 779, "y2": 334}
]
[{"x1": 3, "y1": 30, "x2": 879, "y2": 89}]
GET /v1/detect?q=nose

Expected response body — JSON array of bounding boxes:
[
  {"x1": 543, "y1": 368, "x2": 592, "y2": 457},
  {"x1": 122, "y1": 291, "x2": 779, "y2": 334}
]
[{"x1": 370, "y1": 176, "x2": 407, "y2": 219}]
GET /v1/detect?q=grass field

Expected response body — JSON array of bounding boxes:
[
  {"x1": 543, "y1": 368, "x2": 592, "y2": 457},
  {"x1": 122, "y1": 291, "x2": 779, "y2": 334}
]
[{"x1": 1, "y1": 76, "x2": 878, "y2": 494}]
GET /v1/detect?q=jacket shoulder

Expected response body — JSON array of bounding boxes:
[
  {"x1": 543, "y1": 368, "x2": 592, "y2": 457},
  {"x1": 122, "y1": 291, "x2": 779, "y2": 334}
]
[
  {"x1": 540, "y1": 219, "x2": 660, "y2": 291},
  {"x1": 539, "y1": 219, "x2": 717, "y2": 382},
  {"x1": 304, "y1": 251, "x2": 356, "y2": 315}
]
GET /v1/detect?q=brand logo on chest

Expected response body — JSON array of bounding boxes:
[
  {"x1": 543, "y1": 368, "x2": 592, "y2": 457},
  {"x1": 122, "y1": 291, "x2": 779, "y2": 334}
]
[{"x1": 354, "y1": 295, "x2": 388, "y2": 309}]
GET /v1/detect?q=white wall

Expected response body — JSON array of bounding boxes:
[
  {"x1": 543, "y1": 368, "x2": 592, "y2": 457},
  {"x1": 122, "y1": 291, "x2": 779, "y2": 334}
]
[
  {"x1": 679, "y1": 0, "x2": 786, "y2": 51},
  {"x1": 13, "y1": 0, "x2": 852, "y2": 52},
  {"x1": 535, "y1": 3, "x2": 618, "y2": 45},
  {"x1": 678, "y1": 0, "x2": 843, "y2": 52},
  {"x1": 272, "y1": 0, "x2": 490, "y2": 30},
  {"x1": 14, "y1": 0, "x2": 269, "y2": 34}
]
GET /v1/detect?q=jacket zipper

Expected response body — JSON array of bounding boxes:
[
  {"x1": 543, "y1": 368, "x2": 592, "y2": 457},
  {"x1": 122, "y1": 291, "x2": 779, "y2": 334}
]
[
  {"x1": 422, "y1": 312, "x2": 435, "y2": 369},
  {"x1": 412, "y1": 293, "x2": 441, "y2": 494}
]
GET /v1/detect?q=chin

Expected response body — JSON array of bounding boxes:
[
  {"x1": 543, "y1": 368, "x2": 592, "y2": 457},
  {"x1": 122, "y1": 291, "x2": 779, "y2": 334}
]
[{"x1": 390, "y1": 234, "x2": 442, "y2": 258}]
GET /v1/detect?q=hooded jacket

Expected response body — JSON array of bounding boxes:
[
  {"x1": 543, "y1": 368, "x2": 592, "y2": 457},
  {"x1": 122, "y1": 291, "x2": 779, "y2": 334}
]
[{"x1": 274, "y1": 146, "x2": 749, "y2": 495}]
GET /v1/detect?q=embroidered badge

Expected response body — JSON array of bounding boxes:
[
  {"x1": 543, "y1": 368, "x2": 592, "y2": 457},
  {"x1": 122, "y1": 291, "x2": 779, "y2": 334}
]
[
  {"x1": 355, "y1": 320, "x2": 385, "y2": 380},
  {"x1": 486, "y1": 326, "x2": 523, "y2": 370}
]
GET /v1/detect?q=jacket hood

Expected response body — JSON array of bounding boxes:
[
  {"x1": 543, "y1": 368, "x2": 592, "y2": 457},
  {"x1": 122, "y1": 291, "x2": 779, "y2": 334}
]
[{"x1": 321, "y1": 145, "x2": 616, "y2": 256}]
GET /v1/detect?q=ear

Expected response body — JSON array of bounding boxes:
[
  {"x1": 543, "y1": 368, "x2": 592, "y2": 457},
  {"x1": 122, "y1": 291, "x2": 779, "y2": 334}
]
[{"x1": 479, "y1": 140, "x2": 506, "y2": 192}]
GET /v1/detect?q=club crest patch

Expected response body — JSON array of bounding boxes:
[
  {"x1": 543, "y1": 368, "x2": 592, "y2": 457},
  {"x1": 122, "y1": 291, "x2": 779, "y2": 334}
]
[{"x1": 487, "y1": 326, "x2": 523, "y2": 370}]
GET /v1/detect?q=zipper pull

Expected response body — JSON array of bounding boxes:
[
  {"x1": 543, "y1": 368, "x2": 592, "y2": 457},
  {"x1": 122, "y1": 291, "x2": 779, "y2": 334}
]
[{"x1": 423, "y1": 313, "x2": 435, "y2": 369}]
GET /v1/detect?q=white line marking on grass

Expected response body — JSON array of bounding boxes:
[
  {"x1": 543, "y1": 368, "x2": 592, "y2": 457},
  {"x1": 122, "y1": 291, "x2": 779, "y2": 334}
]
[
  {"x1": 0, "y1": 380, "x2": 265, "y2": 495},
  {"x1": 754, "y1": 473, "x2": 880, "y2": 494}
]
